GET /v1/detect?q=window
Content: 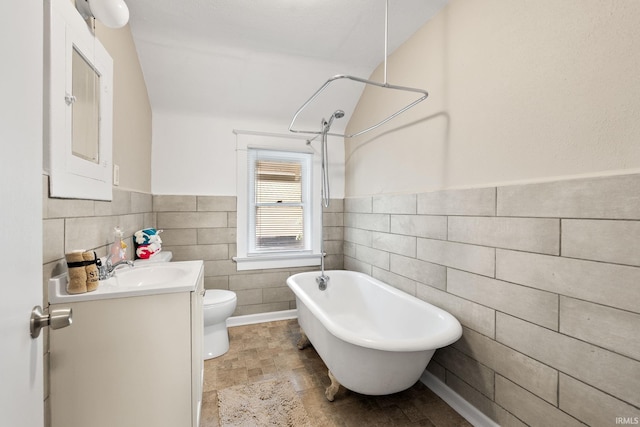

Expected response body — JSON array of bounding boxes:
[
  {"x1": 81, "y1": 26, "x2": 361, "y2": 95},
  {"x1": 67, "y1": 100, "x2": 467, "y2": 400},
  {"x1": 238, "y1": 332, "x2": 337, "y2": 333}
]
[
  {"x1": 234, "y1": 133, "x2": 322, "y2": 271},
  {"x1": 248, "y1": 149, "x2": 312, "y2": 254}
]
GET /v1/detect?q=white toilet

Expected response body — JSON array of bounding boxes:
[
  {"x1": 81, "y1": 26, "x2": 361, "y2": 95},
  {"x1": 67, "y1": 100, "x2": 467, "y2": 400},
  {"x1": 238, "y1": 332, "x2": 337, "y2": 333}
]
[{"x1": 203, "y1": 289, "x2": 237, "y2": 360}]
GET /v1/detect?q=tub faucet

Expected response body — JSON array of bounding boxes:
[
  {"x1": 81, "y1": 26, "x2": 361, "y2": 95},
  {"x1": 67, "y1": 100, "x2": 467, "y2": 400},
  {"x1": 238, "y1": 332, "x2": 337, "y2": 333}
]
[
  {"x1": 316, "y1": 274, "x2": 330, "y2": 291},
  {"x1": 98, "y1": 255, "x2": 134, "y2": 280}
]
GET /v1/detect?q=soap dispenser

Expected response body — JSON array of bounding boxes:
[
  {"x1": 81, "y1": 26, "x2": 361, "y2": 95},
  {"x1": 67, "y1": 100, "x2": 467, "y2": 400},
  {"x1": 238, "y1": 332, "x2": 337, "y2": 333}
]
[{"x1": 110, "y1": 226, "x2": 127, "y2": 262}]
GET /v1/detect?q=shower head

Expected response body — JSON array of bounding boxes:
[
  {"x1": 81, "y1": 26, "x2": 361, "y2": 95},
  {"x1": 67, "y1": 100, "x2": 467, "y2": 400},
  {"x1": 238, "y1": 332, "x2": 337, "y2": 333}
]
[{"x1": 326, "y1": 110, "x2": 345, "y2": 129}]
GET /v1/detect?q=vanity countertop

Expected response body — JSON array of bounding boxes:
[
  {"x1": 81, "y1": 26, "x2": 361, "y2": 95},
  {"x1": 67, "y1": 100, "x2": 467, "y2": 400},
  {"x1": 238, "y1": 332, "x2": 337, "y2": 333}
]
[{"x1": 49, "y1": 260, "x2": 204, "y2": 304}]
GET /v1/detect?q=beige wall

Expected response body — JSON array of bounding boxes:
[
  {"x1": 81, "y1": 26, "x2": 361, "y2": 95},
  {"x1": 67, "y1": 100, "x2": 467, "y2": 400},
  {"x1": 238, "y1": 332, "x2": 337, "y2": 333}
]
[
  {"x1": 96, "y1": 22, "x2": 152, "y2": 193},
  {"x1": 345, "y1": 0, "x2": 640, "y2": 196},
  {"x1": 344, "y1": 1, "x2": 640, "y2": 423}
]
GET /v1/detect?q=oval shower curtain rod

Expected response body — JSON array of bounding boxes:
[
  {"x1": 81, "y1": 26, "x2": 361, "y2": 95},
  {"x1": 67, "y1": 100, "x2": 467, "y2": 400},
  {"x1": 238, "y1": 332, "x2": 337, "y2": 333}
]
[{"x1": 288, "y1": 0, "x2": 429, "y2": 139}]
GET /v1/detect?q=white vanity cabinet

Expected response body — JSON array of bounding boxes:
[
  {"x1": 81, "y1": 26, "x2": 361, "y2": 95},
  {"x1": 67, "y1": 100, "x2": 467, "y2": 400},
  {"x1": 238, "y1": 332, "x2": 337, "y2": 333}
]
[{"x1": 49, "y1": 264, "x2": 204, "y2": 427}]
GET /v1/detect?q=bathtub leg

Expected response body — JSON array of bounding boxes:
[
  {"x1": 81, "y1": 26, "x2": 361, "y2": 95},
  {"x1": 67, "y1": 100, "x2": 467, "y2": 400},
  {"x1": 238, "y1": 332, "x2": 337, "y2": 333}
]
[
  {"x1": 325, "y1": 370, "x2": 340, "y2": 402},
  {"x1": 297, "y1": 330, "x2": 311, "y2": 350}
]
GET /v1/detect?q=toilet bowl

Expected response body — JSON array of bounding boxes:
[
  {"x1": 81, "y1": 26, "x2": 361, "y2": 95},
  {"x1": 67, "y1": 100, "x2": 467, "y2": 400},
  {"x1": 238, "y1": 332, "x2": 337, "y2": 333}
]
[{"x1": 203, "y1": 290, "x2": 237, "y2": 360}]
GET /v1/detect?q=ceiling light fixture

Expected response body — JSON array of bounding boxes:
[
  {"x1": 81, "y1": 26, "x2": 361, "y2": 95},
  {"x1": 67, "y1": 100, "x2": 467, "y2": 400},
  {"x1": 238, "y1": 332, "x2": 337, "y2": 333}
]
[{"x1": 76, "y1": 0, "x2": 130, "y2": 29}]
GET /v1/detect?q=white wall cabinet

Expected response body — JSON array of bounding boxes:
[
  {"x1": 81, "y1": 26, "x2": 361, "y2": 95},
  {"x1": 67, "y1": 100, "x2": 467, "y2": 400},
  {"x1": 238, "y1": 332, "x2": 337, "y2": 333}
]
[
  {"x1": 49, "y1": 270, "x2": 204, "y2": 427},
  {"x1": 45, "y1": 0, "x2": 114, "y2": 201}
]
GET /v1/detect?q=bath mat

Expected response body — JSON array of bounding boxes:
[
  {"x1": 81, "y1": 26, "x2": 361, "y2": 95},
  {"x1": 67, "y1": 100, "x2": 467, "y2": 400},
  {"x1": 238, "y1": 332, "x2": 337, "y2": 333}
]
[{"x1": 217, "y1": 377, "x2": 311, "y2": 427}]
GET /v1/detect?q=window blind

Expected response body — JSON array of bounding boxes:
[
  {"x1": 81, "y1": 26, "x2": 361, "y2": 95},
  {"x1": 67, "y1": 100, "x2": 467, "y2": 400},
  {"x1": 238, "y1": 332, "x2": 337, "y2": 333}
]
[{"x1": 248, "y1": 150, "x2": 311, "y2": 252}]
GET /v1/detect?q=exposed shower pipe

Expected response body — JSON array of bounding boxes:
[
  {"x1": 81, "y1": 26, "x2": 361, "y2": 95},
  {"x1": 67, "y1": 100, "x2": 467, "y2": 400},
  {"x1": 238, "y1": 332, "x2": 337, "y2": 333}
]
[
  {"x1": 321, "y1": 119, "x2": 330, "y2": 208},
  {"x1": 316, "y1": 110, "x2": 343, "y2": 290},
  {"x1": 320, "y1": 109, "x2": 344, "y2": 208}
]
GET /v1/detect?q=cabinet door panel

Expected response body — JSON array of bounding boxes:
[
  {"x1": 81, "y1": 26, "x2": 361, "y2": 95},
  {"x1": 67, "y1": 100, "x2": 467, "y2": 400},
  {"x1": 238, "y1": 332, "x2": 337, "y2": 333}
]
[{"x1": 50, "y1": 293, "x2": 191, "y2": 427}]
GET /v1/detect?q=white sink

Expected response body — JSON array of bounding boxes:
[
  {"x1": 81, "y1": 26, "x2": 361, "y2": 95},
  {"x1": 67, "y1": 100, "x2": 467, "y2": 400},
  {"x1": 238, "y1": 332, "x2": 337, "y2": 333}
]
[
  {"x1": 111, "y1": 265, "x2": 190, "y2": 288},
  {"x1": 48, "y1": 260, "x2": 204, "y2": 303}
]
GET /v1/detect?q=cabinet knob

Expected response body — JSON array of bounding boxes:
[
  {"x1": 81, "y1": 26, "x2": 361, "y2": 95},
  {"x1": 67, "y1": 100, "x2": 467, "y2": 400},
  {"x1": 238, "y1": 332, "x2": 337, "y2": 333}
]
[{"x1": 64, "y1": 93, "x2": 77, "y2": 105}]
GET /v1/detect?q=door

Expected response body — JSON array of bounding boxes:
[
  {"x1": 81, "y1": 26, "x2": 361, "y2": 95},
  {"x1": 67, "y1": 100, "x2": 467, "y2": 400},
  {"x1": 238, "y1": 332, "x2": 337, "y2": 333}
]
[{"x1": 0, "y1": 1, "x2": 45, "y2": 426}]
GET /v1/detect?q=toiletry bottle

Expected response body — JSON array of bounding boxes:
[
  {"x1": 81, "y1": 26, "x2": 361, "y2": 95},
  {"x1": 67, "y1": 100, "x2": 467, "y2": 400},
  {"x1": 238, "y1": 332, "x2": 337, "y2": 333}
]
[{"x1": 110, "y1": 226, "x2": 127, "y2": 262}]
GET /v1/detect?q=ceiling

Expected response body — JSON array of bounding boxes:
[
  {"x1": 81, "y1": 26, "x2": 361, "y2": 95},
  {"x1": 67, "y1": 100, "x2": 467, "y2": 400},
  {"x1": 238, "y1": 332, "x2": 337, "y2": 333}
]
[{"x1": 126, "y1": 0, "x2": 447, "y2": 134}]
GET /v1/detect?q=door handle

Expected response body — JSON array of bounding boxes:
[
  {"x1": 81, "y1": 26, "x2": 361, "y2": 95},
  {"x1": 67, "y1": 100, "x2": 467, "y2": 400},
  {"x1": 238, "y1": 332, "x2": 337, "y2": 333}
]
[{"x1": 30, "y1": 305, "x2": 73, "y2": 338}]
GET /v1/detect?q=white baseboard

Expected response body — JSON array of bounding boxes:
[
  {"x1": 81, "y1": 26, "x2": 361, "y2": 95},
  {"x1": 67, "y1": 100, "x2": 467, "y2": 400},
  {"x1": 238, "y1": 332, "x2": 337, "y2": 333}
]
[
  {"x1": 226, "y1": 309, "x2": 298, "y2": 327},
  {"x1": 420, "y1": 371, "x2": 499, "y2": 427}
]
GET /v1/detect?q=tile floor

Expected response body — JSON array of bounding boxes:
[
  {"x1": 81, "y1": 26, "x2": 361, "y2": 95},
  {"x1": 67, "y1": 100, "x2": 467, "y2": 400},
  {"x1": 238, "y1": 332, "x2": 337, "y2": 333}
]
[{"x1": 200, "y1": 319, "x2": 471, "y2": 427}]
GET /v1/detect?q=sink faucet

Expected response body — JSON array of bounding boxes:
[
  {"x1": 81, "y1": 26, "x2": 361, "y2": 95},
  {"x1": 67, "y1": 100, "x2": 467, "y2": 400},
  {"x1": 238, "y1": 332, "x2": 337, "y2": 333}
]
[{"x1": 98, "y1": 255, "x2": 134, "y2": 280}]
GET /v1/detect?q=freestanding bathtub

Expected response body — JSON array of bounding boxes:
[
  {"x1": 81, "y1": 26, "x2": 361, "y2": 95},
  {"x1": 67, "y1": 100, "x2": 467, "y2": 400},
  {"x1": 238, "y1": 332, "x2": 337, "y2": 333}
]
[{"x1": 286, "y1": 270, "x2": 462, "y2": 400}]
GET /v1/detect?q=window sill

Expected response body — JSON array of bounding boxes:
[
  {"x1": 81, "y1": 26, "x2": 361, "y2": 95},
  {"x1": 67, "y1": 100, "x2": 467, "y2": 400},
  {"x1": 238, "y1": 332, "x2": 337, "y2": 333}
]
[{"x1": 232, "y1": 253, "x2": 321, "y2": 271}]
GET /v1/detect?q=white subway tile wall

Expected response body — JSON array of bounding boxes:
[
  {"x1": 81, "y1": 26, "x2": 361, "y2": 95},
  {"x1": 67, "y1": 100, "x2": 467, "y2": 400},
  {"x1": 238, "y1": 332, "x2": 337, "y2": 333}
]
[{"x1": 344, "y1": 173, "x2": 640, "y2": 426}]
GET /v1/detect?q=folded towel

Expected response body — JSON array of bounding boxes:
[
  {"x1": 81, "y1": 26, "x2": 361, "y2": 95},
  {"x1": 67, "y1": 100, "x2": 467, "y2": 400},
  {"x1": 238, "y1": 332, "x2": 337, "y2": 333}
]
[
  {"x1": 134, "y1": 228, "x2": 163, "y2": 259},
  {"x1": 134, "y1": 228, "x2": 162, "y2": 245},
  {"x1": 65, "y1": 251, "x2": 87, "y2": 294},
  {"x1": 136, "y1": 242, "x2": 162, "y2": 259},
  {"x1": 82, "y1": 250, "x2": 99, "y2": 292}
]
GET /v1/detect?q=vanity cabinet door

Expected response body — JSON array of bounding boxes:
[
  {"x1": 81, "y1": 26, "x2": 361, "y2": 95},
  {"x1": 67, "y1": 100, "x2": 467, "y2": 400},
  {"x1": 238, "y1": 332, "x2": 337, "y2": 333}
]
[
  {"x1": 50, "y1": 293, "x2": 192, "y2": 427},
  {"x1": 191, "y1": 270, "x2": 205, "y2": 426}
]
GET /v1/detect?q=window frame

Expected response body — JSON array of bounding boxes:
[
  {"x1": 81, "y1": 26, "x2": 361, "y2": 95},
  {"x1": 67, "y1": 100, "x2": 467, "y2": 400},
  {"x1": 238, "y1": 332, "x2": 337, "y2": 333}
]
[
  {"x1": 247, "y1": 148, "x2": 312, "y2": 255},
  {"x1": 234, "y1": 132, "x2": 322, "y2": 271}
]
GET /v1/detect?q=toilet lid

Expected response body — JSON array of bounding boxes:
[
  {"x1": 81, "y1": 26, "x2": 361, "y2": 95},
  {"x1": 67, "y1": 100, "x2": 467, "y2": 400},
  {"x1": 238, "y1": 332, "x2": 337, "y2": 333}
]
[{"x1": 204, "y1": 289, "x2": 237, "y2": 305}]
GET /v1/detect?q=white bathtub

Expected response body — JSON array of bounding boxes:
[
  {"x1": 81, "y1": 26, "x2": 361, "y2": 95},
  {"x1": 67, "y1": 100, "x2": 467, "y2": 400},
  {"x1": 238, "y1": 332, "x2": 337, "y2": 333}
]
[{"x1": 286, "y1": 270, "x2": 462, "y2": 397}]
